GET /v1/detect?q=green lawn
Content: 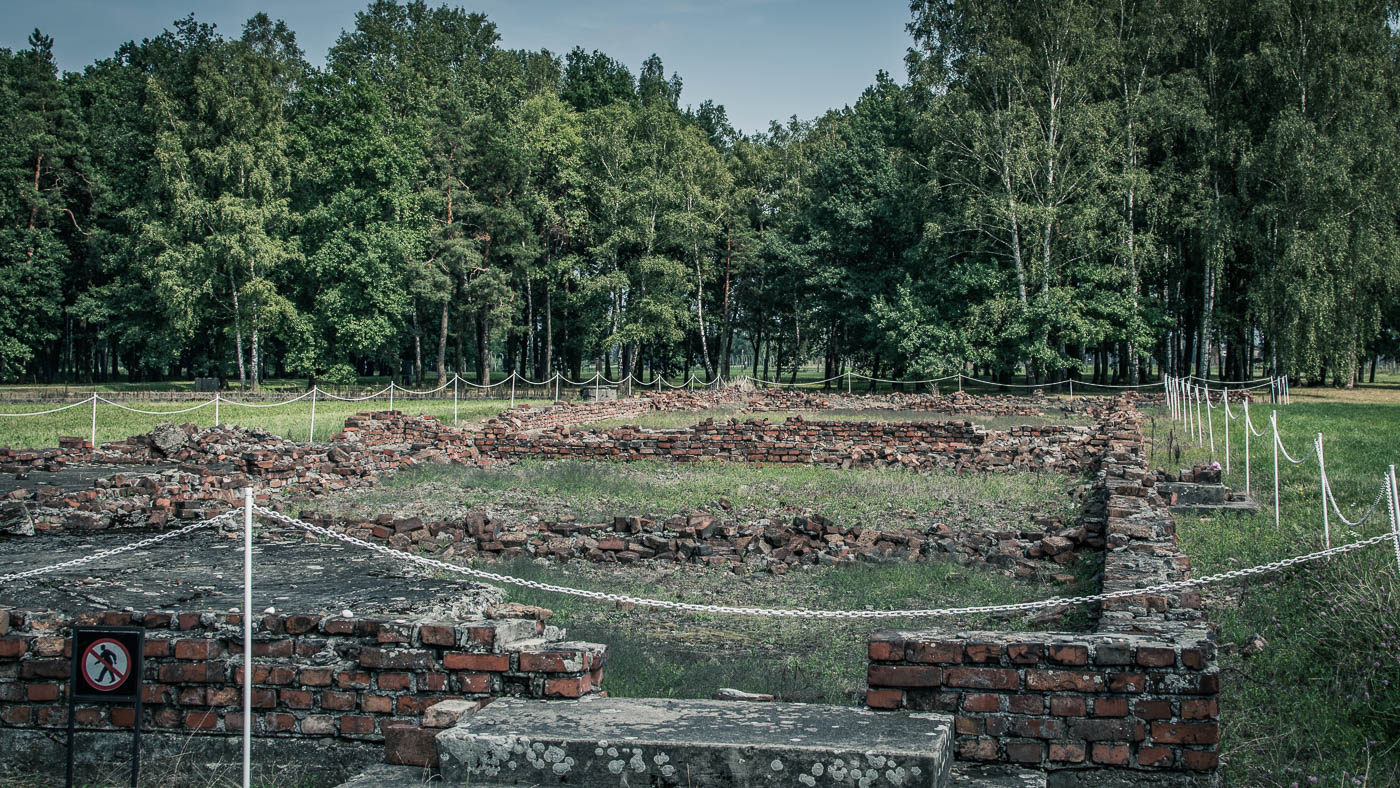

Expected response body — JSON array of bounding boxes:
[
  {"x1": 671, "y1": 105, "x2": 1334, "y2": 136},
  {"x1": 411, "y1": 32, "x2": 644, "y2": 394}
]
[
  {"x1": 326, "y1": 457, "x2": 1077, "y2": 530},
  {"x1": 307, "y1": 456, "x2": 1094, "y2": 705},
  {"x1": 1146, "y1": 381, "x2": 1400, "y2": 786},
  {"x1": 0, "y1": 396, "x2": 550, "y2": 449}
]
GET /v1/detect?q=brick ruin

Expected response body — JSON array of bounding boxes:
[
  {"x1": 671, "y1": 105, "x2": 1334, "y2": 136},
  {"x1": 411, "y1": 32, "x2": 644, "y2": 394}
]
[
  {"x1": 865, "y1": 405, "x2": 1219, "y2": 779},
  {"x1": 0, "y1": 606, "x2": 604, "y2": 740},
  {"x1": 0, "y1": 388, "x2": 1216, "y2": 782}
]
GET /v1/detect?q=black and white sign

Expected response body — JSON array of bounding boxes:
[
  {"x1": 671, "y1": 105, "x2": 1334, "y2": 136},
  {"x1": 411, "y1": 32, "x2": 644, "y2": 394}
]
[{"x1": 70, "y1": 627, "x2": 143, "y2": 703}]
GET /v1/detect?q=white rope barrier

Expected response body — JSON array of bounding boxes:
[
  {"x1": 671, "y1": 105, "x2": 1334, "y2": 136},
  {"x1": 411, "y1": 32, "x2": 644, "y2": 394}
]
[
  {"x1": 221, "y1": 390, "x2": 316, "y2": 408},
  {"x1": 95, "y1": 395, "x2": 215, "y2": 416},
  {"x1": 0, "y1": 395, "x2": 97, "y2": 417},
  {"x1": 317, "y1": 385, "x2": 393, "y2": 402}
]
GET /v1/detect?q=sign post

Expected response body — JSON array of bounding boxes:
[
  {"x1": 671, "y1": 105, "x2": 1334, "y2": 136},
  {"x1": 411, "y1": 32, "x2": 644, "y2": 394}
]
[{"x1": 68, "y1": 625, "x2": 145, "y2": 788}]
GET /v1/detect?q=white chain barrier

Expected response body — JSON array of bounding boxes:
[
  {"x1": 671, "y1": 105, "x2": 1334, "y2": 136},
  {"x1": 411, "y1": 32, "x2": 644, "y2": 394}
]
[
  {"x1": 253, "y1": 503, "x2": 1400, "y2": 619},
  {"x1": 1325, "y1": 476, "x2": 1388, "y2": 528},
  {"x1": 3, "y1": 486, "x2": 1396, "y2": 618},
  {"x1": 0, "y1": 510, "x2": 237, "y2": 584}
]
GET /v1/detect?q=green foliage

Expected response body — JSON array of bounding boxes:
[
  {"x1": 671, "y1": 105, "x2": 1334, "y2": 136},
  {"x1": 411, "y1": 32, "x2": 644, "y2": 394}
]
[{"x1": 4, "y1": 0, "x2": 1397, "y2": 392}]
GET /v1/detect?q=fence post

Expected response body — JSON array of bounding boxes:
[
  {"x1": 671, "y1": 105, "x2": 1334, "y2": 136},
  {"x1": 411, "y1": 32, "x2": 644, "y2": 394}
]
[
  {"x1": 214, "y1": 392, "x2": 220, "y2": 428},
  {"x1": 510, "y1": 372, "x2": 516, "y2": 409},
  {"x1": 958, "y1": 373, "x2": 963, "y2": 393},
  {"x1": 1271, "y1": 411, "x2": 1280, "y2": 529},
  {"x1": 1244, "y1": 398, "x2": 1252, "y2": 496},
  {"x1": 453, "y1": 375, "x2": 459, "y2": 426},
  {"x1": 1223, "y1": 389, "x2": 1230, "y2": 475},
  {"x1": 554, "y1": 373, "x2": 560, "y2": 403},
  {"x1": 90, "y1": 393, "x2": 97, "y2": 448},
  {"x1": 1388, "y1": 465, "x2": 1400, "y2": 575},
  {"x1": 1317, "y1": 433, "x2": 1330, "y2": 549},
  {"x1": 242, "y1": 487, "x2": 253, "y2": 788},
  {"x1": 309, "y1": 387, "x2": 317, "y2": 443},
  {"x1": 1206, "y1": 388, "x2": 1214, "y2": 458},
  {"x1": 388, "y1": 381, "x2": 395, "y2": 413}
]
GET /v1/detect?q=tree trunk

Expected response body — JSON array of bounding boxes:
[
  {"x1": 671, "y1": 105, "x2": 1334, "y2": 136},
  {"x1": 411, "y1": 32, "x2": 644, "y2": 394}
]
[
  {"x1": 230, "y1": 268, "x2": 247, "y2": 390},
  {"x1": 543, "y1": 285, "x2": 553, "y2": 379},
  {"x1": 475, "y1": 314, "x2": 490, "y2": 386},
  {"x1": 437, "y1": 300, "x2": 449, "y2": 383}
]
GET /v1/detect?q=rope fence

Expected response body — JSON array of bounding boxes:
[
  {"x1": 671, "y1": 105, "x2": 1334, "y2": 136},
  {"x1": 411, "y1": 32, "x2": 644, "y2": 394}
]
[{"x1": 0, "y1": 370, "x2": 1289, "y2": 450}]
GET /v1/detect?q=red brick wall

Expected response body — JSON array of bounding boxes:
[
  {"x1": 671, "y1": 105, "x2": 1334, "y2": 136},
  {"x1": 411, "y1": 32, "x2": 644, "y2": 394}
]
[
  {"x1": 864, "y1": 403, "x2": 1220, "y2": 774},
  {"x1": 0, "y1": 609, "x2": 604, "y2": 741},
  {"x1": 866, "y1": 630, "x2": 1218, "y2": 772}
]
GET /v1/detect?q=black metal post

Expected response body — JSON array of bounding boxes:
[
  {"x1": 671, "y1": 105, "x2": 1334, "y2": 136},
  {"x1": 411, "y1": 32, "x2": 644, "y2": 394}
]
[
  {"x1": 131, "y1": 690, "x2": 143, "y2": 787},
  {"x1": 64, "y1": 689, "x2": 75, "y2": 788}
]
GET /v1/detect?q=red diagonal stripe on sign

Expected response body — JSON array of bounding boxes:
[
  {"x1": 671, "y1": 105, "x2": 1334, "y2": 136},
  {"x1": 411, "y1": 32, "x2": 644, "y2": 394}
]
[{"x1": 89, "y1": 649, "x2": 127, "y2": 684}]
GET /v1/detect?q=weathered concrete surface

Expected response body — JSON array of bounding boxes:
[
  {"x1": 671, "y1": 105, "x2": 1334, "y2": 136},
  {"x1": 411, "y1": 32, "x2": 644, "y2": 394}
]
[
  {"x1": 334, "y1": 763, "x2": 439, "y2": 787},
  {"x1": 438, "y1": 696, "x2": 952, "y2": 787},
  {"x1": 0, "y1": 525, "x2": 502, "y2": 617},
  {"x1": 0, "y1": 728, "x2": 380, "y2": 786},
  {"x1": 1156, "y1": 482, "x2": 1260, "y2": 515},
  {"x1": 949, "y1": 764, "x2": 1046, "y2": 787}
]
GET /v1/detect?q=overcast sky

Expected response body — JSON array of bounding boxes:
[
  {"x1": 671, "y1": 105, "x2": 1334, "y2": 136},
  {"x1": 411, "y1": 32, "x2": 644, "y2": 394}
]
[{"x1": 0, "y1": 0, "x2": 914, "y2": 135}]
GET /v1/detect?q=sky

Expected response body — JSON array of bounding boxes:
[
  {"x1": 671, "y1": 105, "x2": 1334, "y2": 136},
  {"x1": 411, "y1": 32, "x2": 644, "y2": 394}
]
[{"x1": 0, "y1": 0, "x2": 914, "y2": 135}]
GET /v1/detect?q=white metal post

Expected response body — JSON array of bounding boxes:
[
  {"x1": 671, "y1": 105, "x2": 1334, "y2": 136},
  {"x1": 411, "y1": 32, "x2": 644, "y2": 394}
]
[
  {"x1": 242, "y1": 487, "x2": 253, "y2": 788},
  {"x1": 453, "y1": 375, "x2": 459, "y2": 426},
  {"x1": 214, "y1": 392, "x2": 220, "y2": 427},
  {"x1": 388, "y1": 381, "x2": 394, "y2": 413},
  {"x1": 1271, "y1": 411, "x2": 1280, "y2": 529},
  {"x1": 554, "y1": 373, "x2": 560, "y2": 403},
  {"x1": 510, "y1": 372, "x2": 516, "y2": 408},
  {"x1": 1317, "y1": 433, "x2": 1329, "y2": 549},
  {"x1": 1068, "y1": 379, "x2": 1073, "y2": 399},
  {"x1": 1244, "y1": 398, "x2": 1252, "y2": 496},
  {"x1": 1223, "y1": 390, "x2": 1230, "y2": 475},
  {"x1": 1388, "y1": 465, "x2": 1400, "y2": 574},
  {"x1": 90, "y1": 393, "x2": 98, "y2": 448},
  {"x1": 1206, "y1": 389, "x2": 1214, "y2": 458},
  {"x1": 309, "y1": 387, "x2": 317, "y2": 442}
]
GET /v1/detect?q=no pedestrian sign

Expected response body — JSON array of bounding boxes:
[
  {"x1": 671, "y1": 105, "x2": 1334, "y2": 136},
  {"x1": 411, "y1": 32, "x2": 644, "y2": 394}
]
[{"x1": 71, "y1": 627, "x2": 143, "y2": 703}]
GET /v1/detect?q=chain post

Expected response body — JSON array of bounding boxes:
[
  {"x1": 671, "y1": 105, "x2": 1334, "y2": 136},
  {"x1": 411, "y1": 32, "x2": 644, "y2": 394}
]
[
  {"x1": 1271, "y1": 411, "x2": 1280, "y2": 529},
  {"x1": 242, "y1": 490, "x2": 253, "y2": 788}
]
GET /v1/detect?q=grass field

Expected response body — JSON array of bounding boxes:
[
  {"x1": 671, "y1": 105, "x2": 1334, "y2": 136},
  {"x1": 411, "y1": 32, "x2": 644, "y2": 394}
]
[
  {"x1": 303, "y1": 456, "x2": 1094, "y2": 704},
  {"x1": 0, "y1": 396, "x2": 551, "y2": 449},
  {"x1": 1146, "y1": 378, "x2": 1400, "y2": 786},
  {"x1": 489, "y1": 554, "x2": 1078, "y2": 705},
  {"x1": 585, "y1": 405, "x2": 1097, "y2": 431},
  {"x1": 315, "y1": 457, "x2": 1078, "y2": 536}
]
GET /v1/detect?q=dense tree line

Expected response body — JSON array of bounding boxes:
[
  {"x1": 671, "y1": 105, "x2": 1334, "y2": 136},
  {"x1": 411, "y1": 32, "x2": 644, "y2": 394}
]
[{"x1": 3, "y1": 0, "x2": 1398, "y2": 388}]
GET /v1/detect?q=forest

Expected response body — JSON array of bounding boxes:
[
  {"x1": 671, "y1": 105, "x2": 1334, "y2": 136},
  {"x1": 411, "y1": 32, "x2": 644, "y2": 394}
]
[{"x1": 2, "y1": 0, "x2": 1399, "y2": 388}]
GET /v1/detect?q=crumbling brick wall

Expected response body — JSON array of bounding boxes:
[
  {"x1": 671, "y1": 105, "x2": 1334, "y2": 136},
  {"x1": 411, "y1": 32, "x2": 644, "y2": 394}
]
[
  {"x1": 0, "y1": 609, "x2": 604, "y2": 741},
  {"x1": 864, "y1": 403, "x2": 1220, "y2": 776}
]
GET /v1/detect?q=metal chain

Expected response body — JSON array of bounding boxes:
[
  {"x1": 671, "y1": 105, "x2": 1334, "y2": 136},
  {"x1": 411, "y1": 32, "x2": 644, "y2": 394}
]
[
  {"x1": 1276, "y1": 430, "x2": 1317, "y2": 465},
  {"x1": 0, "y1": 510, "x2": 238, "y2": 584},
  {"x1": 1325, "y1": 476, "x2": 1389, "y2": 527},
  {"x1": 254, "y1": 505, "x2": 1398, "y2": 620}
]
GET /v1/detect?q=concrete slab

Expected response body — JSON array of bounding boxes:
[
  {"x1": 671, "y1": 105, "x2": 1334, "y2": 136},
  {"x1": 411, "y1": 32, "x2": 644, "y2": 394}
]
[
  {"x1": 437, "y1": 696, "x2": 952, "y2": 787},
  {"x1": 949, "y1": 763, "x2": 1046, "y2": 787},
  {"x1": 334, "y1": 763, "x2": 441, "y2": 787},
  {"x1": 0, "y1": 527, "x2": 501, "y2": 618}
]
